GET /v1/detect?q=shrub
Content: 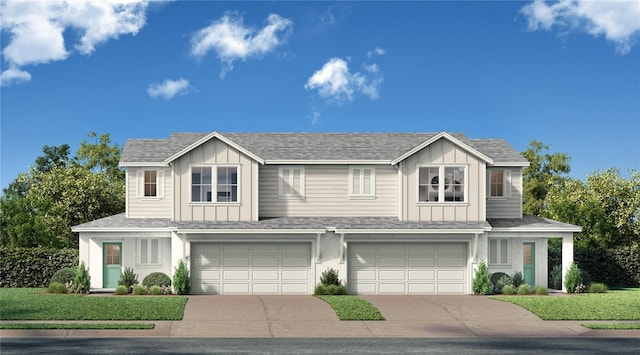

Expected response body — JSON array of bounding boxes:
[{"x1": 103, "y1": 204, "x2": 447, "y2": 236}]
[
  {"x1": 173, "y1": 260, "x2": 190, "y2": 295},
  {"x1": 511, "y1": 271, "x2": 524, "y2": 288},
  {"x1": 142, "y1": 272, "x2": 172, "y2": 287},
  {"x1": 472, "y1": 260, "x2": 492, "y2": 295},
  {"x1": 517, "y1": 284, "x2": 531, "y2": 295},
  {"x1": 315, "y1": 283, "x2": 347, "y2": 295},
  {"x1": 73, "y1": 261, "x2": 91, "y2": 294},
  {"x1": 319, "y1": 268, "x2": 341, "y2": 286},
  {"x1": 589, "y1": 282, "x2": 607, "y2": 293},
  {"x1": 150, "y1": 285, "x2": 162, "y2": 295},
  {"x1": 549, "y1": 264, "x2": 563, "y2": 290},
  {"x1": 575, "y1": 283, "x2": 588, "y2": 293},
  {"x1": 115, "y1": 285, "x2": 128, "y2": 295},
  {"x1": 50, "y1": 267, "x2": 77, "y2": 285},
  {"x1": 502, "y1": 285, "x2": 515, "y2": 295},
  {"x1": 132, "y1": 285, "x2": 147, "y2": 295},
  {"x1": 564, "y1": 262, "x2": 582, "y2": 293},
  {"x1": 0, "y1": 247, "x2": 78, "y2": 288},
  {"x1": 161, "y1": 285, "x2": 173, "y2": 295},
  {"x1": 314, "y1": 284, "x2": 328, "y2": 295},
  {"x1": 490, "y1": 272, "x2": 512, "y2": 294},
  {"x1": 48, "y1": 281, "x2": 67, "y2": 294},
  {"x1": 533, "y1": 285, "x2": 548, "y2": 295},
  {"x1": 118, "y1": 267, "x2": 138, "y2": 292}
]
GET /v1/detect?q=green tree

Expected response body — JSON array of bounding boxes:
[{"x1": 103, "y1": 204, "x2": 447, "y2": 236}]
[
  {"x1": 35, "y1": 144, "x2": 71, "y2": 173},
  {"x1": 521, "y1": 140, "x2": 571, "y2": 216},
  {"x1": 75, "y1": 132, "x2": 124, "y2": 181}
]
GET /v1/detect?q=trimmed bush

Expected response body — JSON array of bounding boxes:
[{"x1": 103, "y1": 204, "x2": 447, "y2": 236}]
[
  {"x1": 472, "y1": 260, "x2": 492, "y2": 295},
  {"x1": 320, "y1": 268, "x2": 341, "y2": 286},
  {"x1": 511, "y1": 271, "x2": 524, "y2": 289},
  {"x1": 132, "y1": 285, "x2": 147, "y2": 295},
  {"x1": 490, "y1": 272, "x2": 512, "y2": 294},
  {"x1": 50, "y1": 267, "x2": 77, "y2": 285},
  {"x1": 315, "y1": 283, "x2": 347, "y2": 295},
  {"x1": 48, "y1": 282, "x2": 67, "y2": 294},
  {"x1": 314, "y1": 284, "x2": 328, "y2": 295},
  {"x1": 0, "y1": 247, "x2": 78, "y2": 288},
  {"x1": 150, "y1": 285, "x2": 162, "y2": 295},
  {"x1": 589, "y1": 282, "x2": 607, "y2": 293},
  {"x1": 517, "y1": 284, "x2": 531, "y2": 295},
  {"x1": 502, "y1": 285, "x2": 515, "y2": 295},
  {"x1": 118, "y1": 267, "x2": 138, "y2": 293},
  {"x1": 533, "y1": 285, "x2": 548, "y2": 295},
  {"x1": 142, "y1": 272, "x2": 171, "y2": 287},
  {"x1": 173, "y1": 260, "x2": 190, "y2": 295},
  {"x1": 115, "y1": 285, "x2": 128, "y2": 295},
  {"x1": 564, "y1": 262, "x2": 582, "y2": 293},
  {"x1": 73, "y1": 261, "x2": 91, "y2": 294}
]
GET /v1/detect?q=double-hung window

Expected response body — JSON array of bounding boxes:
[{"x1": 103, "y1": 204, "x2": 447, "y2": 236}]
[
  {"x1": 279, "y1": 166, "x2": 305, "y2": 198},
  {"x1": 418, "y1": 166, "x2": 466, "y2": 202},
  {"x1": 489, "y1": 169, "x2": 511, "y2": 198},
  {"x1": 489, "y1": 238, "x2": 510, "y2": 265},
  {"x1": 191, "y1": 166, "x2": 238, "y2": 203},
  {"x1": 350, "y1": 166, "x2": 375, "y2": 197},
  {"x1": 139, "y1": 238, "x2": 160, "y2": 265},
  {"x1": 138, "y1": 169, "x2": 163, "y2": 198}
]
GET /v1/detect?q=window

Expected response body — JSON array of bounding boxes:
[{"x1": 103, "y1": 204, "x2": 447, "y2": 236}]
[
  {"x1": 144, "y1": 171, "x2": 157, "y2": 197},
  {"x1": 350, "y1": 167, "x2": 375, "y2": 197},
  {"x1": 191, "y1": 166, "x2": 238, "y2": 203},
  {"x1": 489, "y1": 238, "x2": 510, "y2": 265},
  {"x1": 279, "y1": 166, "x2": 305, "y2": 197},
  {"x1": 489, "y1": 169, "x2": 511, "y2": 198},
  {"x1": 139, "y1": 238, "x2": 160, "y2": 265},
  {"x1": 418, "y1": 166, "x2": 466, "y2": 202}
]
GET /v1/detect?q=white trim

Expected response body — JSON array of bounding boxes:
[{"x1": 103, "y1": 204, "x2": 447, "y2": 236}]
[
  {"x1": 391, "y1": 132, "x2": 494, "y2": 165},
  {"x1": 337, "y1": 228, "x2": 488, "y2": 235},
  {"x1": 490, "y1": 226, "x2": 582, "y2": 233},
  {"x1": 125, "y1": 169, "x2": 130, "y2": 218},
  {"x1": 348, "y1": 166, "x2": 376, "y2": 198},
  {"x1": 120, "y1": 162, "x2": 170, "y2": 167},
  {"x1": 266, "y1": 159, "x2": 389, "y2": 165},
  {"x1": 165, "y1": 131, "x2": 265, "y2": 165},
  {"x1": 179, "y1": 229, "x2": 326, "y2": 235},
  {"x1": 397, "y1": 162, "x2": 403, "y2": 221},
  {"x1": 252, "y1": 162, "x2": 259, "y2": 221},
  {"x1": 488, "y1": 168, "x2": 510, "y2": 199},
  {"x1": 72, "y1": 227, "x2": 174, "y2": 232},
  {"x1": 487, "y1": 162, "x2": 530, "y2": 167},
  {"x1": 278, "y1": 166, "x2": 305, "y2": 198}
]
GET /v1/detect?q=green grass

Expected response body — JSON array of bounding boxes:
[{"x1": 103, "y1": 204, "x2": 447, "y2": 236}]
[
  {"x1": 317, "y1": 295, "x2": 385, "y2": 321},
  {"x1": 581, "y1": 323, "x2": 640, "y2": 330},
  {"x1": 0, "y1": 323, "x2": 155, "y2": 330},
  {"x1": 0, "y1": 288, "x2": 187, "y2": 320},
  {"x1": 490, "y1": 289, "x2": 640, "y2": 320}
]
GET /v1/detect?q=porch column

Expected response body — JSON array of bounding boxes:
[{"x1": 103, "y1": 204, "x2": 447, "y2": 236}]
[{"x1": 561, "y1": 233, "x2": 574, "y2": 293}]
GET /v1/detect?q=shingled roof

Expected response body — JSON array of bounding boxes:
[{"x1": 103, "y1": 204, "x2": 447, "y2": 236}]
[{"x1": 120, "y1": 131, "x2": 528, "y2": 165}]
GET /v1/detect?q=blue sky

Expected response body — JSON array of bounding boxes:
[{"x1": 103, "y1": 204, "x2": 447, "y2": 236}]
[{"x1": 1, "y1": 0, "x2": 639, "y2": 189}]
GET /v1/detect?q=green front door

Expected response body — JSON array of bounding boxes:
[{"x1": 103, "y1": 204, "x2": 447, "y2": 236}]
[
  {"x1": 103, "y1": 243, "x2": 122, "y2": 288},
  {"x1": 523, "y1": 242, "x2": 535, "y2": 285}
]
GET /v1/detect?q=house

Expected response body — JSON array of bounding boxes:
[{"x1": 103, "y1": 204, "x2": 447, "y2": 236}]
[{"x1": 72, "y1": 131, "x2": 580, "y2": 294}]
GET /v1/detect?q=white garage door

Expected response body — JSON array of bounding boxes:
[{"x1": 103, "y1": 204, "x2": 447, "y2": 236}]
[
  {"x1": 191, "y1": 242, "x2": 312, "y2": 295},
  {"x1": 348, "y1": 242, "x2": 468, "y2": 295}
]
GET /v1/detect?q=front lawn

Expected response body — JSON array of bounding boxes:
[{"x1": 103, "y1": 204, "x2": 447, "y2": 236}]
[
  {"x1": 318, "y1": 295, "x2": 385, "y2": 321},
  {"x1": 0, "y1": 323, "x2": 155, "y2": 330},
  {"x1": 0, "y1": 288, "x2": 187, "y2": 320},
  {"x1": 491, "y1": 289, "x2": 640, "y2": 320}
]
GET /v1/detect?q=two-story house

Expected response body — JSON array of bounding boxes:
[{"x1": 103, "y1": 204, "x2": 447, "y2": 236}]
[{"x1": 72, "y1": 131, "x2": 580, "y2": 294}]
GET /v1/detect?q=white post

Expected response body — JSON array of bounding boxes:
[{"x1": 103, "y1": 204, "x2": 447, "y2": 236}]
[{"x1": 561, "y1": 233, "x2": 574, "y2": 293}]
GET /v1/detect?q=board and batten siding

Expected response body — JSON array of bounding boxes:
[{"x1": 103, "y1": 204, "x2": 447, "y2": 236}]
[
  {"x1": 401, "y1": 138, "x2": 486, "y2": 222},
  {"x1": 126, "y1": 167, "x2": 173, "y2": 218},
  {"x1": 172, "y1": 138, "x2": 258, "y2": 222},
  {"x1": 486, "y1": 167, "x2": 523, "y2": 218},
  {"x1": 259, "y1": 165, "x2": 398, "y2": 217}
]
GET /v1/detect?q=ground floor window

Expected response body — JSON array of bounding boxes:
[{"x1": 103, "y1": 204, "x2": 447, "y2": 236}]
[{"x1": 489, "y1": 238, "x2": 510, "y2": 265}]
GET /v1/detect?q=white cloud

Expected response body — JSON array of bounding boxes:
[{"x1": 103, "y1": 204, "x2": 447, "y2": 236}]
[
  {"x1": 0, "y1": 0, "x2": 149, "y2": 86},
  {"x1": 147, "y1": 78, "x2": 191, "y2": 100},
  {"x1": 0, "y1": 66, "x2": 32, "y2": 86},
  {"x1": 191, "y1": 12, "x2": 293, "y2": 78},
  {"x1": 304, "y1": 57, "x2": 383, "y2": 103},
  {"x1": 521, "y1": 0, "x2": 640, "y2": 54},
  {"x1": 367, "y1": 47, "x2": 386, "y2": 58}
]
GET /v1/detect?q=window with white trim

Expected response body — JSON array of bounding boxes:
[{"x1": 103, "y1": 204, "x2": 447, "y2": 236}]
[
  {"x1": 489, "y1": 238, "x2": 510, "y2": 265},
  {"x1": 139, "y1": 238, "x2": 161, "y2": 265},
  {"x1": 349, "y1": 166, "x2": 375, "y2": 197},
  {"x1": 279, "y1": 166, "x2": 305, "y2": 197},
  {"x1": 418, "y1": 166, "x2": 466, "y2": 202},
  {"x1": 191, "y1": 166, "x2": 238, "y2": 203},
  {"x1": 138, "y1": 169, "x2": 163, "y2": 198},
  {"x1": 489, "y1": 169, "x2": 511, "y2": 198}
]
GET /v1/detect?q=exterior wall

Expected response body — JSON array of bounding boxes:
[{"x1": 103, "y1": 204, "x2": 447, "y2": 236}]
[
  {"x1": 126, "y1": 167, "x2": 173, "y2": 218},
  {"x1": 172, "y1": 138, "x2": 259, "y2": 222},
  {"x1": 486, "y1": 232, "x2": 551, "y2": 288},
  {"x1": 400, "y1": 138, "x2": 486, "y2": 222},
  {"x1": 486, "y1": 167, "x2": 523, "y2": 218},
  {"x1": 258, "y1": 164, "x2": 398, "y2": 217},
  {"x1": 79, "y1": 231, "x2": 172, "y2": 289}
]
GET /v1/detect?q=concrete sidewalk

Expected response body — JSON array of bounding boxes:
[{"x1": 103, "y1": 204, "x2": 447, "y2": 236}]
[{"x1": 2, "y1": 295, "x2": 639, "y2": 338}]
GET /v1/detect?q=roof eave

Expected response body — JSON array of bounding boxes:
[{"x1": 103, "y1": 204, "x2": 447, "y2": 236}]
[
  {"x1": 335, "y1": 228, "x2": 490, "y2": 234},
  {"x1": 490, "y1": 226, "x2": 582, "y2": 233},
  {"x1": 487, "y1": 161, "x2": 531, "y2": 167},
  {"x1": 391, "y1": 131, "x2": 495, "y2": 165},
  {"x1": 264, "y1": 160, "x2": 391, "y2": 165},
  {"x1": 120, "y1": 162, "x2": 170, "y2": 167}
]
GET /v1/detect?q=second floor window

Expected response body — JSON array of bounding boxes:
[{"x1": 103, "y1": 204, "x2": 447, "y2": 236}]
[
  {"x1": 350, "y1": 167, "x2": 375, "y2": 197},
  {"x1": 489, "y1": 169, "x2": 511, "y2": 198},
  {"x1": 279, "y1": 166, "x2": 305, "y2": 197},
  {"x1": 192, "y1": 166, "x2": 238, "y2": 203},
  {"x1": 144, "y1": 170, "x2": 157, "y2": 197},
  {"x1": 418, "y1": 166, "x2": 466, "y2": 203}
]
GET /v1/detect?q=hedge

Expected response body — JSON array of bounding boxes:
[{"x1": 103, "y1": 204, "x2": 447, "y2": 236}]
[
  {"x1": 548, "y1": 243, "x2": 640, "y2": 287},
  {"x1": 0, "y1": 247, "x2": 79, "y2": 288}
]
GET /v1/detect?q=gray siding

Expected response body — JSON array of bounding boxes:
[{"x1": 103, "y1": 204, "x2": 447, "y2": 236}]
[
  {"x1": 401, "y1": 138, "x2": 485, "y2": 222},
  {"x1": 486, "y1": 168, "x2": 523, "y2": 218},
  {"x1": 126, "y1": 167, "x2": 173, "y2": 218},
  {"x1": 173, "y1": 137, "x2": 258, "y2": 222},
  {"x1": 259, "y1": 165, "x2": 397, "y2": 217}
]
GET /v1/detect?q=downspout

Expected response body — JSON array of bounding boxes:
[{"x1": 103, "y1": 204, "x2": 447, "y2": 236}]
[{"x1": 339, "y1": 233, "x2": 345, "y2": 264}]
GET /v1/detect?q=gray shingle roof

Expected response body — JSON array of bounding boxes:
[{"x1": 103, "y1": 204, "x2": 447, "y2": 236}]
[
  {"x1": 121, "y1": 132, "x2": 528, "y2": 165},
  {"x1": 488, "y1": 215, "x2": 581, "y2": 231}
]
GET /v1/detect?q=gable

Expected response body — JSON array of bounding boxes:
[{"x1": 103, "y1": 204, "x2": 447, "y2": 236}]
[
  {"x1": 165, "y1": 131, "x2": 264, "y2": 165},
  {"x1": 391, "y1": 132, "x2": 493, "y2": 165}
]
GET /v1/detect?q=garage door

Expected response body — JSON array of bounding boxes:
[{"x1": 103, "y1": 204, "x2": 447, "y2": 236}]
[
  {"x1": 348, "y1": 242, "x2": 468, "y2": 294},
  {"x1": 191, "y1": 242, "x2": 312, "y2": 295}
]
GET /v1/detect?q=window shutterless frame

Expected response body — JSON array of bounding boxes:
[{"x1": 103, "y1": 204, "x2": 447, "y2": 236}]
[
  {"x1": 417, "y1": 165, "x2": 468, "y2": 203},
  {"x1": 190, "y1": 165, "x2": 240, "y2": 203}
]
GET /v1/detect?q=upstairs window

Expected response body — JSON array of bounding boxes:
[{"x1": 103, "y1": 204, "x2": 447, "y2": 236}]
[
  {"x1": 192, "y1": 167, "x2": 213, "y2": 202},
  {"x1": 489, "y1": 169, "x2": 511, "y2": 198},
  {"x1": 489, "y1": 238, "x2": 510, "y2": 265},
  {"x1": 418, "y1": 166, "x2": 466, "y2": 203},
  {"x1": 216, "y1": 167, "x2": 238, "y2": 202},
  {"x1": 279, "y1": 166, "x2": 305, "y2": 198},
  {"x1": 350, "y1": 167, "x2": 375, "y2": 197},
  {"x1": 191, "y1": 166, "x2": 239, "y2": 203},
  {"x1": 144, "y1": 170, "x2": 157, "y2": 197}
]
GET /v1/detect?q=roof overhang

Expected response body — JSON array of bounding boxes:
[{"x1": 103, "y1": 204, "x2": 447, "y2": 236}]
[
  {"x1": 71, "y1": 227, "x2": 174, "y2": 233},
  {"x1": 335, "y1": 228, "x2": 489, "y2": 234},
  {"x1": 265, "y1": 160, "x2": 390, "y2": 165},
  {"x1": 490, "y1": 226, "x2": 582, "y2": 233},
  {"x1": 487, "y1": 162, "x2": 530, "y2": 167},
  {"x1": 119, "y1": 162, "x2": 170, "y2": 167},
  {"x1": 391, "y1": 131, "x2": 494, "y2": 165},
  {"x1": 164, "y1": 131, "x2": 265, "y2": 165},
  {"x1": 177, "y1": 228, "x2": 326, "y2": 234}
]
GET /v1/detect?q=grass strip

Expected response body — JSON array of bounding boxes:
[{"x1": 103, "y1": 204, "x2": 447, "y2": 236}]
[
  {"x1": 318, "y1": 295, "x2": 385, "y2": 321},
  {"x1": 0, "y1": 288, "x2": 187, "y2": 321},
  {"x1": 581, "y1": 323, "x2": 640, "y2": 330},
  {"x1": 0, "y1": 323, "x2": 155, "y2": 330},
  {"x1": 490, "y1": 289, "x2": 640, "y2": 320}
]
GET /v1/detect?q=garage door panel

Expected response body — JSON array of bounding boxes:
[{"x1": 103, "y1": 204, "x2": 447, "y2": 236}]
[
  {"x1": 252, "y1": 244, "x2": 279, "y2": 254},
  {"x1": 408, "y1": 244, "x2": 435, "y2": 254},
  {"x1": 281, "y1": 283, "x2": 310, "y2": 294},
  {"x1": 351, "y1": 244, "x2": 376, "y2": 254},
  {"x1": 350, "y1": 254, "x2": 376, "y2": 267},
  {"x1": 379, "y1": 270, "x2": 406, "y2": 280},
  {"x1": 194, "y1": 270, "x2": 220, "y2": 280},
  {"x1": 252, "y1": 283, "x2": 279, "y2": 294},
  {"x1": 223, "y1": 283, "x2": 250, "y2": 294},
  {"x1": 378, "y1": 257, "x2": 405, "y2": 267},
  {"x1": 438, "y1": 243, "x2": 465, "y2": 254},
  {"x1": 437, "y1": 256, "x2": 465, "y2": 267},
  {"x1": 408, "y1": 270, "x2": 435, "y2": 280},
  {"x1": 408, "y1": 283, "x2": 435, "y2": 294},
  {"x1": 223, "y1": 270, "x2": 250, "y2": 280},
  {"x1": 281, "y1": 244, "x2": 309, "y2": 254},
  {"x1": 281, "y1": 257, "x2": 309, "y2": 267},
  {"x1": 352, "y1": 283, "x2": 376, "y2": 294},
  {"x1": 193, "y1": 256, "x2": 220, "y2": 267},
  {"x1": 437, "y1": 269, "x2": 465, "y2": 281},
  {"x1": 379, "y1": 283, "x2": 406, "y2": 293},
  {"x1": 351, "y1": 269, "x2": 376, "y2": 280},
  {"x1": 223, "y1": 244, "x2": 250, "y2": 253},
  {"x1": 252, "y1": 257, "x2": 279, "y2": 267},
  {"x1": 379, "y1": 244, "x2": 405, "y2": 253},
  {"x1": 223, "y1": 257, "x2": 250, "y2": 267},
  {"x1": 252, "y1": 270, "x2": 279, "y2": 280},
  {"x1": 408, "y1": 257, "x2": 435, "y2": 267},
  {"x1": 438, "y1": 283, "x2": 465, "y2": 294},
  {"x1": 282, "y1": 270, "x2": 309, "y2": 281}
]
